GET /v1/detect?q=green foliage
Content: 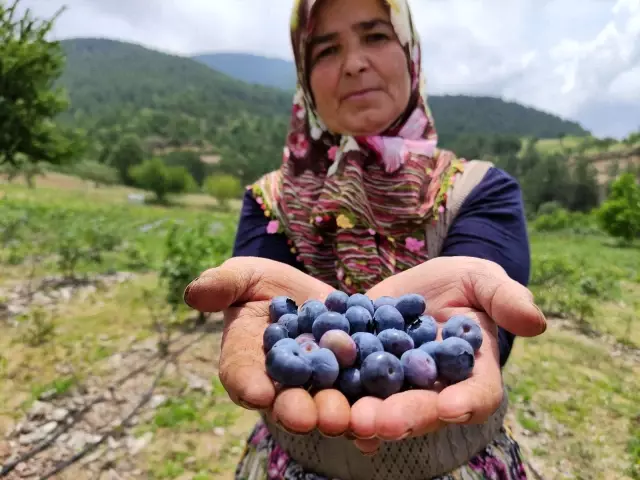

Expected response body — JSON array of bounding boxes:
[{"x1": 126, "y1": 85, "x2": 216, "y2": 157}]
[
  {"x1": 628, "y1": 418, "x2": 640, "y2": 479},
  {"x1": 597, "y1": 173, "x2": 640, "y2": 243},
  {"x1": 531, "y1": 208, "x2": 600, "y2": 235},
  {"x1": 0, "y1": 193, "x2": 237, "y2": 277},
  {"x1": 537, "y1": 201, "x2": 564, "y2": 216},
  {"x1": 204, "y1": 174, "x2": 242, "y2": 209},
  {"x1": 108, "y1": 133, "x2": 146, "y2": 184},
  {"x1": 623, "y1": 130, "x2": 640, "y2": 146},
  {"x1": 129, "y1": 158, "x2": 197, "y2": 202},
  {"x1": 529, "y1": 249, "x2": 618, "y2": 322},
  {"x1": 193, "y1": 54, "x2": 590, "y2": 138},
  {"x1": 492, "y1": 139, "x2": 602, "y2": 215},
  {"x1": 53, "y1": 38, "x2": 593, "y2": 189},
  {"x1": 161, "y1": 150, "x2": 213, "y2": 186},
  {"x1": 0, "y1": 157, "x2": 47, "y2": 188},
  {"x1": 54, "y1": 38, "x2": 292, "y2": 185},
  {"x1": 0, "y1": 1, "x2": 80, "y2": 166},
  {"x1": 69, "y1": 159, "x2": 120, "y2": 186},
  {"x1": 159, "y1": 220, "x2": 233, "y2": 312}
]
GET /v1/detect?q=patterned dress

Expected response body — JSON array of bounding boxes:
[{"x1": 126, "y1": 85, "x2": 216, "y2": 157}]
[
  {"x1": 231, "y1": 0, "x2": 533, "y2": 477},
  {"x1": 235, "y1": 421, "x2": 528, "y2": 480}
]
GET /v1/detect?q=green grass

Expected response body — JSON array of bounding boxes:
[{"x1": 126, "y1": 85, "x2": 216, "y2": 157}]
[
  {"x1": 1, "y1": 174, "x2": 639, "y2": 479},
  {"x1": 502, "y1": 231, "x2": 640, "y2": 479},
  {"x1": 533, "y1": 136, "x2": 640, "y2": 157},
  {"x1": 529, "y1": 232, "x2": 640, "y2": 346}
]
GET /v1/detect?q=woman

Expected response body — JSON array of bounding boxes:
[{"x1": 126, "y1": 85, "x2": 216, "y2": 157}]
[{"x1": 184, "y1": 0, "x2": 547, "y2": 478}]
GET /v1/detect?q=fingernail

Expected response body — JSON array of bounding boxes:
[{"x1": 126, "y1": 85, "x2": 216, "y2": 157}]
[
  {"x1": 396, "y1": 429, "x2": 413, "y2": 441},
  {"x1": 183, "y1": 277, "x2": 199, "y2": 308},
  {"x1": 275, "y1": 420, "x2": 306, "y2": 437},
  {"x1": 238, "y1": 399, "x2": 262, "y2": 411},
  {"x1": 353, "y1": 433, "x2": 377, "y2": 440},
  {"x1": 440, "y1": 413, "x2": 472, "y2": 423},
  {"x1": 534, "y1": 305, "x2": 548, "y2": 332},
  {"x1": 319, "y1": 430, "x2": 345, "y2": 439},
  {"x1": 361, "y1": 449, "x2": 379, "y2": 457}
]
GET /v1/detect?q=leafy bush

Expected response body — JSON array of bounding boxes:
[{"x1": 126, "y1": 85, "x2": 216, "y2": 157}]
[
  {"x1": 597, "y1": 173, "x2": 640, "y2": 244},
  {"x1": 529, "y1": 253, "x2": 622, "y2": 321},
  {"x1": 159, "y1": 220, "x2": 234, "y2": 318},
  {"x1": 531, "y1": 208, "x2": 600, "y2": 235},
  {"x1": 70, "y1": 159, "x2": 119, "y2": 187},
  {"x1": 204, "y1": 174, "x2": 242, "y2": 210},
  {"x1": 129, "y1": 157, "x2": 197, "y2": 202}
]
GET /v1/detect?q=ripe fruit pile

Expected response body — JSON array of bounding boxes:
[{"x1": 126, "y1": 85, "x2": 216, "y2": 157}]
[{"x1": 263, "y1": 291, "x2": 483, "y2": 400}]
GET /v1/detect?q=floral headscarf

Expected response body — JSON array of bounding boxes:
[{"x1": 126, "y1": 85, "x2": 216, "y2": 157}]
[{"x1": 250, "y1": 0, "x2": 465, "y2": 294}]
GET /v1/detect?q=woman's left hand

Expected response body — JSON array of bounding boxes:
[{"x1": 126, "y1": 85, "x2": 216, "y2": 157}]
[{"x1": 348, "y1": 256, "x2": 547, "y2": 454}]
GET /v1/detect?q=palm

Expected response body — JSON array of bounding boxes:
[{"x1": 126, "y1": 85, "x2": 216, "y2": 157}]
[
  {"x1": 185, "y1": 256, "x2": 545, "y2": 453},
  {"x1": 186, "y1": 257, "x2": 351, "y2": 435},
  {"x1": 348, "y1": 256, "x2": 545, "y2": 448}
]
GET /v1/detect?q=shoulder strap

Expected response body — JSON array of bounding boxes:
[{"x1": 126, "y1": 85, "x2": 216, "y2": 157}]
[{"x1": 425, "y1": 159, "x2": 494, "y2": 258}]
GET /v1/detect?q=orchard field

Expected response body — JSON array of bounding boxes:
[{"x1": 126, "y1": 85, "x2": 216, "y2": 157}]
[{"x1": 0, "y1": 175, "x2": 638, "y2": 480}]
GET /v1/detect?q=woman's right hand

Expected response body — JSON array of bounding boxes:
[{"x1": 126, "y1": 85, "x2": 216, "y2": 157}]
[{"x1": 183, "y1": 257, "x2": 352, "y2": 437}]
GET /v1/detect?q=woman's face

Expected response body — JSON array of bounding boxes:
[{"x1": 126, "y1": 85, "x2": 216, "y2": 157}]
[{"x1": 307, "y1": 0, "x2": 411, "y2": 137}]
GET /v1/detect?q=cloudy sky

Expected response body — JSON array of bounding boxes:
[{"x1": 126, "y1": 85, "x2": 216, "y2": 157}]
[{"x1": 19, "y1": 0, "x2": 640, "y2": 138}]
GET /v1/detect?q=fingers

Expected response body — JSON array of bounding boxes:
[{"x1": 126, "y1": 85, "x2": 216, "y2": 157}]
[
  {"x1": 375, "y1": 390, "x2": 442, "y2": 440},
  {"x1": 349, "y1": 396, "x2": 383, "y2": 439},
  {"x1": 184, "y1": 256, "x2": 334, "y2": 313},
  {"x1": 367, "y1": 256, "x2": 547, "y2": 337},
  {"x1": 468, "y1": 268, "x2": 546, "y2": 337},
  {"x1": 437, "y1": 313, "x2": 503, "y2": 425},
  {"x1": 314, "y1": 389, "x2": 351, "y2": 437},
  {"x1": 272, "y1": 388, "x2": 318, "y2": 434},
  {"x1": 218, "y1": 305, "x2": 275, "y2": 409},
  {"x1": 353, "y1": 438, "x2": 381, "y2": 455}
]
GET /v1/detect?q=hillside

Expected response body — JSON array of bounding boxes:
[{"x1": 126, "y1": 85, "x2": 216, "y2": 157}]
[
  {"x1": 56, "y1": 38, "x2": 589, "y2": 185},
  {"x1": 193, "y1": 52, "x2": 297, "y2": 92},
  {"x1": 57, "y1": 38, "x2": 292, "y2": 184},
  {"x1": 192, "y1": 51, "x2": 589, "y2": 139},
  {"x1": 59, "y1": 39, "x2": 292, "y2": 122}
]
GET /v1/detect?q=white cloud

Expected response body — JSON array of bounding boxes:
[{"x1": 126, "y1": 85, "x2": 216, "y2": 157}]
[{"x1": 16, "y1": 0, "x2": 640, "y2": 138}]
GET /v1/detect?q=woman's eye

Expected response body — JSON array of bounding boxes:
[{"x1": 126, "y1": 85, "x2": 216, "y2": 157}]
[
  {"x1": 316, "y1": 45, "x2": 338, "y2": 60},
  {"x1": 366, "y1": 33, "x2": 388, "y2": 43}
]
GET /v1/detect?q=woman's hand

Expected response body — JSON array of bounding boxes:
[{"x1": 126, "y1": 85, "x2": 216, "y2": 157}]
[
  {"x1": 183, "y1": 257, "x2": 353, "y2": 437},
  {"x1": 349, "y1": 256, "x2": 547, "y2": 454}
]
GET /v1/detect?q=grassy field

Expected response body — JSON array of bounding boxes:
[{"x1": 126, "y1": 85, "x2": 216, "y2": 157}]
[
  {"x1": 0, "y1": 174, "x2": 638, "y2": 480},
  {"x1": 533, "y1": 136, "x2": 640, "y2": 157}
]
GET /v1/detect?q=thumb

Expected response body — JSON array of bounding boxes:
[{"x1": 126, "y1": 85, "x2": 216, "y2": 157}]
[
  {"x1": 183, "y1": 256, "x2": 334, "y2": 312},
  {"x1": 367, "y1": 256, "x2": 546, "y2": 337},
  {"x1": 462, "y1": 258, "x2": 547, "y2": 337}
]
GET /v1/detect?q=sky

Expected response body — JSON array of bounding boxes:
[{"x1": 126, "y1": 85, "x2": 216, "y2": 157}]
[{"x1": 18, "y1": 0, "x2": 640, "y2": 139}]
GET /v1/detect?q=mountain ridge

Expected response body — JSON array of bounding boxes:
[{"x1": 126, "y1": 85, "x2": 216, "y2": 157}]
[
  {"x1": 53, "y1": 38, "x2": 591, "y2": 184},
  {"x1": 190, "y1": 50, "x2": 590, "y2": 138}
]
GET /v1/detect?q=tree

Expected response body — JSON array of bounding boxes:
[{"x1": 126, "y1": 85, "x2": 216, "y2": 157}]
[
  {"x1": 108, "y1": 133, "x2": 146, "y2": 185},
  {"x1": 162, "y1": 150, "x2": 212, "y2": 186},
  {"x1": 204, "y1": 174, "x2": 242, "y2": 210},
  {"x1": 597, "y1": 173, "x2": 640, "y2": 244},
  {"x1": 71, "y1": 159, "x2": 119, "y2": 187},
  {"x1": 567, "y1": 157, "x2": 600, "y2": 212},
  {"x1": 0, "y1": 0, "x2": 76, "y2": 166},
  {"x1": 129, "y1": 157, "x2": 196, "y2": 203},
  {"x1": 0, "y1": 157, "x2": 46, "y2": 188}
]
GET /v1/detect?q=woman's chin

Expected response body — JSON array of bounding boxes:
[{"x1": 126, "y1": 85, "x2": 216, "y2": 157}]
[{"x1": 338, "y1": 112, "x2": 396, "y2": 137}]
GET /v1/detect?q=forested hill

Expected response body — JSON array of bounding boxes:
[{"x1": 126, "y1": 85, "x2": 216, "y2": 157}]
[
  {"x1": 193, "y1": 51, "x2": 589, "y2": 139},
  {"x1": 193, "y1": 52, "x2": 297, "y2": 92},
  {"x1": 57, "y1": 38, "x2": 294, "y2": 183},
  {"x1": 56, "y1": 38, "x2": 590, "y2": 184}
]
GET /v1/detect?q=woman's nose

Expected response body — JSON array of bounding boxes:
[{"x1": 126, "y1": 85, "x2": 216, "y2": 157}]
[{"x1": 343, "y1": 48, "x2": 368, "y2": 76}]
